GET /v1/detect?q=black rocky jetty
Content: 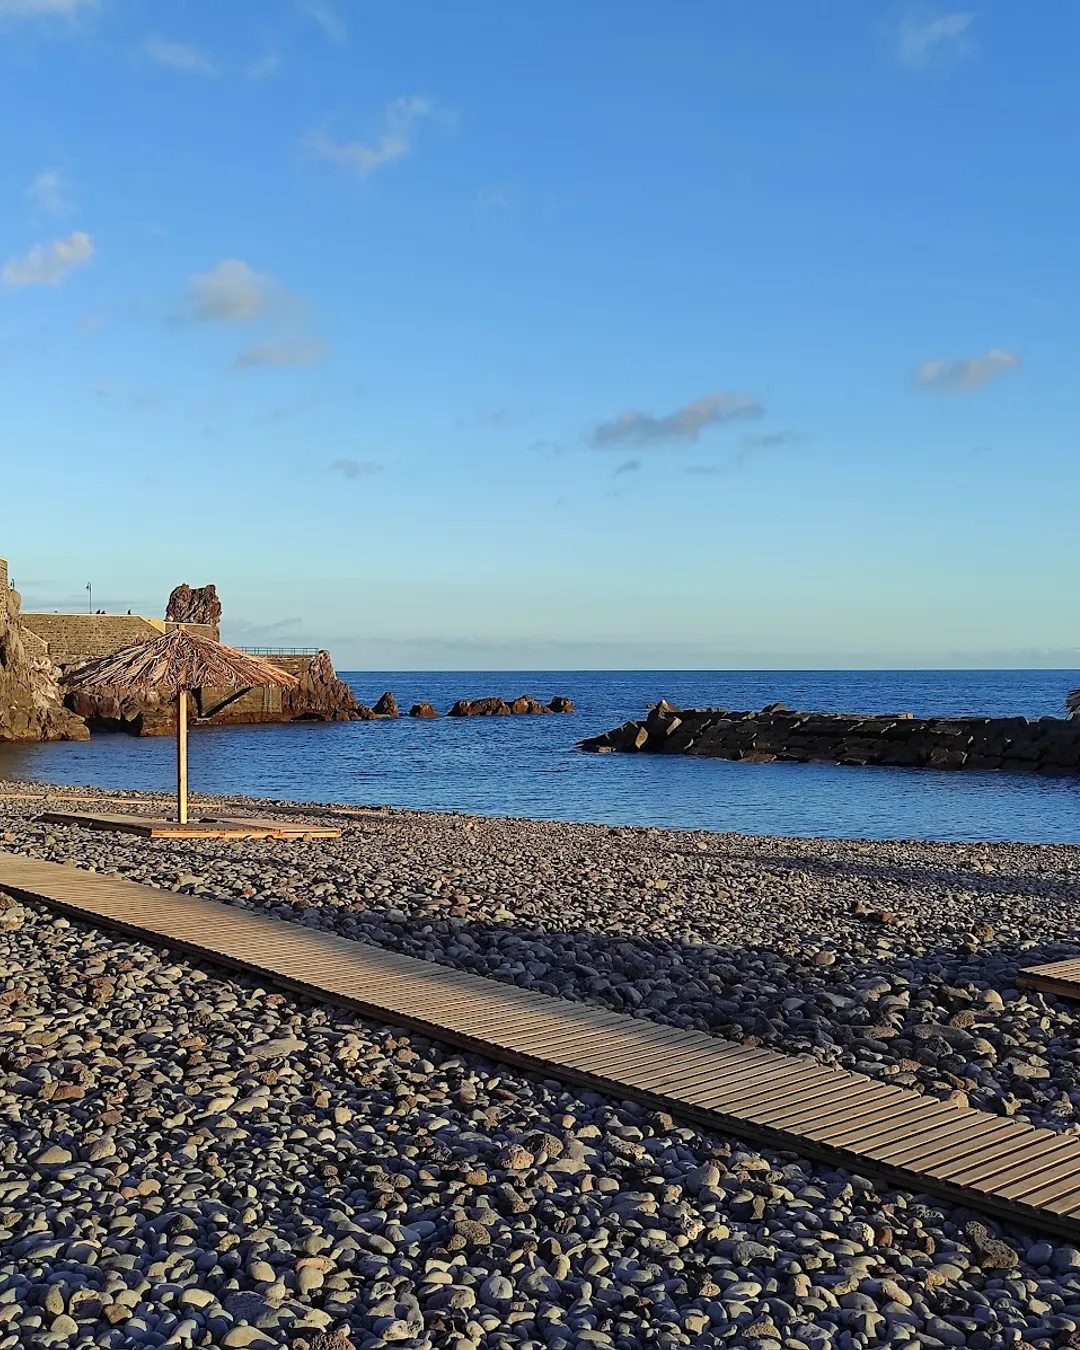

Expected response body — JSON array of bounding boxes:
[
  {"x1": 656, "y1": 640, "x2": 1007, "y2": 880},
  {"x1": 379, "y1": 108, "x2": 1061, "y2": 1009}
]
[{"x1": 579, "y1": 701, "x2": 1080, "y2": 773}]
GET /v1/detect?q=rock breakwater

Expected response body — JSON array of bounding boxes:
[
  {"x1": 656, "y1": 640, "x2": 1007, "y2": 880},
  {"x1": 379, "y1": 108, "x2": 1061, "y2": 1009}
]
[{"x1": 580, "y1": 701, "x2": 1080, "y2": 774}]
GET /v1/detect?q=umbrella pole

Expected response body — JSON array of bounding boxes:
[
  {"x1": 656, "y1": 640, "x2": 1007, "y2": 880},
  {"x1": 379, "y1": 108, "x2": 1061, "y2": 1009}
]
[{"x1": 176, "y1": 690, "x2": 188, "y2": 824}]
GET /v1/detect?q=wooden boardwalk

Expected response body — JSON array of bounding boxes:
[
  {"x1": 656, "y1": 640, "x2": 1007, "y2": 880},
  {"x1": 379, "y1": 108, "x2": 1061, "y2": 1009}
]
[
  {"x1": 3, "y1": 850, "x2": 1080, "y2": 1240},
  {"x1": 1021, "y1": 959, "x2": 1080, "y2": 1001}
]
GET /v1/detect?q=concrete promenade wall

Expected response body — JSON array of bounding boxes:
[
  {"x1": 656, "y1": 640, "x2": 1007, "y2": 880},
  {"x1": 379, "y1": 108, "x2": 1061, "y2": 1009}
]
[
  {"x1": 21, "y1": 613, "x2": 216, "y2": 664},
  {"x1": 580, "y1": 704, "x2": 1080, "y2": 774}
]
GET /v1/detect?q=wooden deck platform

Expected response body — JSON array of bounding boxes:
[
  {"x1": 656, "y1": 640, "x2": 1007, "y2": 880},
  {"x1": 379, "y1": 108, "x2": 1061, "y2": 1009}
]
[
  {"x1": 3, "y1": 849, "x2": 1080, "y2": 1240},
  {"x1": 1020, "y1": 958, "x2": 1080, "y2": 1000},
  {"x1": 35, "y1": 811, "x2": 341, "y2": 839}
]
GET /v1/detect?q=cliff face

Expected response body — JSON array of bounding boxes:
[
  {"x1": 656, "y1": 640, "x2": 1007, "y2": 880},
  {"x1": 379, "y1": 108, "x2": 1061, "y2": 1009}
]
[
  {"x1": 281, "y1": 651, "x2": 373, "y2": 722},
  {"x1": 0, "y1": 566, "x2": 88, "y2": 743}
]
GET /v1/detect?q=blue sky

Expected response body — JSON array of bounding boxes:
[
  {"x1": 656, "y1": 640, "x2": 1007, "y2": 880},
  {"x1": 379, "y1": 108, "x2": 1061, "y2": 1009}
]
[{"x1": 1, "y1": 1, "x2": 1077, "y2": 669}]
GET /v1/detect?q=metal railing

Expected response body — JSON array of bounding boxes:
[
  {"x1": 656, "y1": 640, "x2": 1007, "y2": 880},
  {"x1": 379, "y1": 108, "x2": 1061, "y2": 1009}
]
[{"x1": 237, "y1": 646, "x2": 320, "y2": 656}]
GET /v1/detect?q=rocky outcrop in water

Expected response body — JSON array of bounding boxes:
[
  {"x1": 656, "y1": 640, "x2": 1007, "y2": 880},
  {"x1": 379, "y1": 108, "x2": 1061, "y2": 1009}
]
[
  {"x1": 409, "y1": 702, "x2": 438, "y2": 719},
  {"x1": 448, "y1": 695, "x2": 573, "y2": 717},
  {"x1": 372, "y1": 691, "x2": 399, "y2": 717},
  {"x1": 64, "y1": 687, "x2": 172, "y2": 737},
  {"x1": 0, "y1": 564, "x2": 88, "y2": 743},
  {"x1": 581, "y1": 701, "x2": 1080, "y2": 773},
  {"x1": 165, "y1": 582, "x2": 222, "y2": 631},
  {"x1": 280, "y1": 651, "x2": 373, "y2": 722}
]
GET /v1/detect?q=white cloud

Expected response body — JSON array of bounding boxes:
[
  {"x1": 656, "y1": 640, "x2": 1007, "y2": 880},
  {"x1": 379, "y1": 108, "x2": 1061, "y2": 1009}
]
[
  {"x1": 329, "y1": 458, "x2": 382, "y2": 479},
  {"x1": 915, "y1": 348, "x2": 1021, "y2": 393},
  {"x1": 301, "y1": 0, "x2": 346, "y2": 43},
  {"x1": 2, "y1": 230, "x2": 93, "y2": 287},
  {"x1": 0, "y1": 0, "x2": 96, "y2": 15},
  {"x1": 26, "y1": 168, "x2": 70, "y2": 214},
  {"x1": 188, "y1": 260, "x2": 273, "y2": 323},
  {"x1": 896, "y1": 11, "x2": 974, "y2": 68},
  {"x1": 245, "y1": 53, "x2": 281, "y2": 80},
  {"x1": 143, "y1": 34, "x2": 215, "y2": 75},
  {"x1": 592, "y1": 392, "x2": 762, "y2": 448},
  {"x1": 234, "y1": 340, "x2": 327, "y2": 369},
  {"x1": 307, "y1": 96, "x2": 435, "y2": 179}
]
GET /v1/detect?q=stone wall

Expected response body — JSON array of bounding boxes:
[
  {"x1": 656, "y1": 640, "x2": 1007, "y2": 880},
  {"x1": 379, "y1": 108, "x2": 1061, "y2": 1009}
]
[
  {"x1": 580, "y1": 702, "x2": 1080, "y2": 774},
  {"x1": 19, "y1": 612, "x2": 216, "y2": 665}
]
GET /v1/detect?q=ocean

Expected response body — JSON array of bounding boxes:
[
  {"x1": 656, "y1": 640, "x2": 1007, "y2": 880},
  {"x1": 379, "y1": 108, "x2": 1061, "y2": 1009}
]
[{"x1": 1, "y1": 670, "x2": 1078, "y2": 844}]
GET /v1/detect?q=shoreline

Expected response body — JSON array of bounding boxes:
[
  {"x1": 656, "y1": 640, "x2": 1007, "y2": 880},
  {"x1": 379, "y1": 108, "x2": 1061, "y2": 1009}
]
[{"x1": 4, "y1": 776, "x2": 1080, "y2": 851}]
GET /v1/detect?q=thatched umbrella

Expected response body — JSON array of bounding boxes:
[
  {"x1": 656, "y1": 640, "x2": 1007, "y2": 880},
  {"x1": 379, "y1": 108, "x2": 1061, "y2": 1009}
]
[
  {"x1": 62, "y1": 627, "x2": 298, "y2": 824},
  {"x1": 1068, "y1": 688, "x2": 1080, "y2": 718}
]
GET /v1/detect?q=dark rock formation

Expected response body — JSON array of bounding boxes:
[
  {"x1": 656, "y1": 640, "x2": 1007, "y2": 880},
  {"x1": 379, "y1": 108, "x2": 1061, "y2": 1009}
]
[
  {"x1": 65, "y1": 687, "x2": 172, "y2": 737},
  {"x1": 449, "y1": 698, "x2": 511, "y2": 717},
  {"x1": 409, "y1": 702, "x2": 439, "y2": 719},
  {"x1": 373, "y1": 691, "x2": 399, "y2": 718},
  {"x1": 580, "y1": 702, "x2": 1080, "y2": 774},
  {"x1": 449, "y1": 695, "x2": 571, "y2": 717},
  {"x1": 165, "y1": 583, "x2": 222, "y2": 631},
  {"x1": 0, "y1": 572, "x2": 88, "y2": 742},
  {"x1": 508, "y1": 695, "x2": 550, "y2": 715},
  {"x1": 282, "y1": 651, "x2": 373, "y2": 722}
]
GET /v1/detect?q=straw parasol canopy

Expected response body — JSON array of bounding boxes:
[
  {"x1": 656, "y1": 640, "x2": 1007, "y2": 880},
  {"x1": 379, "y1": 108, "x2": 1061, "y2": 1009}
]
[
  {"x1": 62, "y1": 626, "x2": 298, "y2": 823},
  {"x1": 1068, "y1": 688, "x2": 1080, "y2": 718}
]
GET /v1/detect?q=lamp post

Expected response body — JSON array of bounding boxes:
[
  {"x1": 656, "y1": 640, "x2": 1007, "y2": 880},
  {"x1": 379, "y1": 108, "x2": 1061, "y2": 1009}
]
[{"x1": 86, "y1": 582, "x2": 92, "y2": 614}]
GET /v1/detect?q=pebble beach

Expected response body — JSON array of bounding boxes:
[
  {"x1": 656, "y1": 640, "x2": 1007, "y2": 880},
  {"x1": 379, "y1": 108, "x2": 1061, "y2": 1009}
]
[{"x1": 3, "y1": 783, "x2": 1080, "y2": 1349}]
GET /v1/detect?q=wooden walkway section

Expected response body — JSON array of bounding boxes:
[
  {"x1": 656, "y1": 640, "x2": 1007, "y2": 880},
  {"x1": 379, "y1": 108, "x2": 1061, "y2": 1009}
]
[
  {"x1": 36, "y1": 810, "x2": 340, "y2": 840},
  {"x1": 1021, "y1": 959, "x2": 1080, "y2": 1001},
  {"x1": 3, "y1": 850, "x2": 1080, "y2": 1240}
]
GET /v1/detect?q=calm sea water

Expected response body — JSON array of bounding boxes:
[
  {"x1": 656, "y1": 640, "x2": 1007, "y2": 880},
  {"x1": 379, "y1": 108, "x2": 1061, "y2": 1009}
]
[{"x1": 1, "y1": 671, "x2": 1078, "y2": 844}]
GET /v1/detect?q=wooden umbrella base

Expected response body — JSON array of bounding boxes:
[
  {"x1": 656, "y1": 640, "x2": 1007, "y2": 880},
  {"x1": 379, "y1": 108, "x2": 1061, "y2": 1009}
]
[{"x1": 36, "y1": 810, "x2": 341, "y2": 839}]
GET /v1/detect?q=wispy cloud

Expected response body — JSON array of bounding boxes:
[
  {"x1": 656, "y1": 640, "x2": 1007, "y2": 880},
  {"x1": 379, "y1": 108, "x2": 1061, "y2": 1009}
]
[
  {"x1": 143, "y1": 34, "x2": 216, "y2": 75},
  {"x1": 329, "y1": 458, "x2": 382, "y2": 479},
  {"x1": 591, "y1": 392, "x2": 761, "y2": 448},
  {"x1": 307, "y1": 96, "x2": 437, "y2": 179},
  {"x1": 188, "y1": 260, "x2": 274, "y2": 322},
  {"x1": 613, "y1": 459, "x2": 640, "y2": 476},
  {"x1": 254, "y1": 399, "x2": 313, "y2": 427},
  {"x1": 896, "y1": 11, "x2": 974, "y2": 68},
  {"x1": 915, "y1": 348, "x2": 1020, "y2": 393},
  {"x1": 0, "y1": 0, "x2": 96, "y2": 17},
  {"x1": 2, "y1": 230, "x2": 93, "y2": 287},
  {"x1": 245, "y1": 53, "x2": 281, "y2": 80},
  {"x1": 476, "y1": 187, "x2": 511, "y2": 212},
  {"x1": 234, "y1": 340, "x2": 327, "y2": 369},
  {"x1": 742, "y1": 430, "x2": 804, "y2": 450},
  {"x1": 26, "y1": 168, "x2": 70, "y2": 215},
  {"x1": 300, "y1": 0, "x2": 346, "y2": 43},
  {"x1": 455, "y1": 407, "x2": 516, "y2": 431}
]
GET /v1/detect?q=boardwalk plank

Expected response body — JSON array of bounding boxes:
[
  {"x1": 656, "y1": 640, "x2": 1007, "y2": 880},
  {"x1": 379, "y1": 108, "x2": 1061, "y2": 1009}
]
[{"x1": 3, "y1": 848, "x2": 1080, "y2": 1242}]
